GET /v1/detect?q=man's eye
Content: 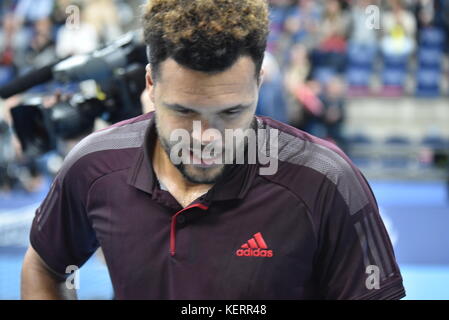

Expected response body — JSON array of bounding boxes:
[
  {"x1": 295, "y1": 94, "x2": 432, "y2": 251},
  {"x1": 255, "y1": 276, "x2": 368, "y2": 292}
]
[
  {"x1": 176, "y1": 109, "x2": 193, "y2": 115},
  {"x1": 223, "y1": 109, "x2": 241, "y2": 116}
]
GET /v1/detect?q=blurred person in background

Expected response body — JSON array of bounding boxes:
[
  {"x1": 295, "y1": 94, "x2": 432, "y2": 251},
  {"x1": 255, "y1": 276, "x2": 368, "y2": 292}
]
[
  {"x1": 266, "y1": 0, "x2": 295, "y2": 55},
  {"x1": 0, "y1": 2, "x2": 30, "y2": 84},
  {"x1": 413, "y1": 0, "x2": 435, "y2": 31},
  {"x1": 0, "y1": 0, "x2": 57, "y2": 74},
  {"x1": 55, "y1": 0, "x2": 126, "y2": 58},
  {"x1": 19, "y1": 18, "x2": 57, "y2": 73},
  {"x1": 433, "y1": 0, "x2": 449, "y2": 53},
  {"x1": 434, "y1": 0, "x2": 449, "y2": 34},
  {"x1": 319, "y1": 76, "x2": 347, "y2": 148},
  {"x1": 0, "y1": 11, "x2": 18, "y2": 64},
  {"x1": 0, "y1": 97, "x2": 46, "y2": 193},
  {"x1": 284, "y1": 43, "x2": 324, "y2": 135},
  {"x1": 13, "y1": 0, "x2": 54, "y2": 27},
  {"x1": 55, "y1": 0, "x2": 99, "y2": 57},
  {"x1": 256, "y1": 51, "x2": 288, "y2": 123},
  {"x1": 284, "y1": 43, "x2": 347, "y2": 145},
  {"x1": 0, "y1": 0, "x2": 16, "y2": 17},
  {"x1": 82, "y1": 0, "x2": 123, "y2": 45},
  {"x1": 284, "y1": 43, "x2": 311, "y2": 128},
  {"x1": 380, "y1": 0, "x2": 417, "y2": 58},
  {"x1": 51, "y1": 0, "x2": 75, "y2": 27},
  {"x1": 311, "y1": 0, "x2": 350, "y2": 73},
  {"x1": 348, "y1": 0, "x2": 380, "y2": 54},
  {"x1": 284, "y1": 0, "x2": 321, "y2": 49},
  {"x1": 0, "y1": 119, "x2": 16, "y2": 192},
  {"x1": 0, "y1": 13, "x2": 20, "y2": 84}
]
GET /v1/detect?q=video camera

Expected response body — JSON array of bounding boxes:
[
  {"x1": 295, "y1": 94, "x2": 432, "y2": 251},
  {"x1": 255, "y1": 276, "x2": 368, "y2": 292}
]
[{"x1": 0, "y1": 31, "x2": 148, "y2": 158}]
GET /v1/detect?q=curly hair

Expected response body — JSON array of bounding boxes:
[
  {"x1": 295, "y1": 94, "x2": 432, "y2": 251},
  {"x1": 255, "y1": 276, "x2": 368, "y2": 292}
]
[{"x1": 142, "y1": 0, "x2": 269, "y2": 81}]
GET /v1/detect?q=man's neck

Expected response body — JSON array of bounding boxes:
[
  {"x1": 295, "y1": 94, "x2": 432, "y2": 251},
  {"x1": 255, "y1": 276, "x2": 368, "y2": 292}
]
[{"x1": 152, "y1": 139, "x2": 213, "y2": 207}]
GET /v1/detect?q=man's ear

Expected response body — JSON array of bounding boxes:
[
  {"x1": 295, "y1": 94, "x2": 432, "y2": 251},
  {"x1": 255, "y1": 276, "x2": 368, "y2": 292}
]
[
  {"x1": 258, "y1": 68, "x2": 265, "y2": 89},
  {"x1": 145, "y1": 64, "x2": 155, "y2": 103}
]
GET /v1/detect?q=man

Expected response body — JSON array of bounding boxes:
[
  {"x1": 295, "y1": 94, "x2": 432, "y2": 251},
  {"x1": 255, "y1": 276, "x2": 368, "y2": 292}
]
[{"x1": 21, "y1": 0, "x2": 405, "y2": 299}]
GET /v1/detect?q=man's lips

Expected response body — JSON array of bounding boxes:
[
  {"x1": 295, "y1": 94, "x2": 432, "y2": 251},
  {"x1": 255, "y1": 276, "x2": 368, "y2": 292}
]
[{"x1": 189, "y1": 149, "x2": 222, "y2": 166}]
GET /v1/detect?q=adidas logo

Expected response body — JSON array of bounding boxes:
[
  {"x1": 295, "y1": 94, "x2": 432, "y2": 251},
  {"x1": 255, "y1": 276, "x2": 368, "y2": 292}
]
[{"x1": 236, "y1": 232, "x2": 273, "y2": 258}]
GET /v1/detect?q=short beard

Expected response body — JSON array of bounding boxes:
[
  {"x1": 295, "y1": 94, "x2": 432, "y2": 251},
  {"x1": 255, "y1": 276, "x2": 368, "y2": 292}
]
[
  {"x1": 177, "y1": 162, "x2": 226, "y2": 184},
  {"x1": 154, "y1": 116, "x2": 255, "y2": 185},
  {"x1": 155, "y1": 121, "x2": 227, "y2": 185}
]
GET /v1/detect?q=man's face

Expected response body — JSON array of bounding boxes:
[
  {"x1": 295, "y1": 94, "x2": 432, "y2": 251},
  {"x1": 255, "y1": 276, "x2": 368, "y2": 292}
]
[{"x1": 148, "y1": 56, "x2": 261, "y2": 184}]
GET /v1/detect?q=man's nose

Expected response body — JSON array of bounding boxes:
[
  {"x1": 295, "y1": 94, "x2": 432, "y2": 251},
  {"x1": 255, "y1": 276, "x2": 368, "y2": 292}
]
[{"x1": 191, "y1": 118, "x2": 222, "y2": 145}]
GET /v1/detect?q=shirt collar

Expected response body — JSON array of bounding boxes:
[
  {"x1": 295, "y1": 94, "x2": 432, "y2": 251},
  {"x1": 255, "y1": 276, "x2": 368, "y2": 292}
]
[{"x1": 126, "y1": 113, "x2": 158, "y2": 195}]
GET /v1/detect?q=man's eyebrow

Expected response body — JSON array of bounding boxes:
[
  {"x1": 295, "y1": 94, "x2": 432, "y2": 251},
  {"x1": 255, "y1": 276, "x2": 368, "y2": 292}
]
[
  {"x1": 164, "y1": 103, "x2": 196, "y2": 112},
  {"x1": 163, "y1": 102, "x2": 253, "y2": 112}
]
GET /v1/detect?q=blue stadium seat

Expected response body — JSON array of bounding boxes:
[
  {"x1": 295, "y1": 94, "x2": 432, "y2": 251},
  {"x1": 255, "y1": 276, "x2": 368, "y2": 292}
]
[
  {"x1": 346, "y1": 67, "x2": 372, "y2": 87},
  {"x1": 351, "y1": 156, "x2": 374, "y2": 168},
  {"x1": 346, "y1": 134, "x2": 373, "y2": 145},
  {"x1": 384, "y1": 136, "x2": 411, "y2": 145},
  {"x1": 347, "y1": 43, "x2": 377, "y2": 70},
  {"x1": 382, "y1": 136, "x2": 412, "y2": 168},
  {"x1": 419, "y1": 27, "x2": 446, "y2": 50},
  {"x1": 382, "y1": 68, "x2": 407, "y2": 87},
  {"x1": 418, "y1": 48, "x2": 443, "y2": 70},
  {"x1": 415, "y1": 69, "x2": 442, "y2": 97},
  {"x1": 421, "y1": 136, "x2": 449, "y2": 149},
  {"x1": 381, "y1": 51, "x2": 409, "y2": 95},
  {"x1": 0, "y1": 66, "x2": 14, "y2": 87},
  {"x1": 346, "y1": 134, "x2": 374, "y2": 168},
  {"x1": 383, "y1": 53, "x2": 409, "y2": 71},
  {"x1": 381, "y1": 156, "x2": 411, "y2": 169},
  {"x1": 312, "y1": 67, "x2": 336, "y2": 84}
]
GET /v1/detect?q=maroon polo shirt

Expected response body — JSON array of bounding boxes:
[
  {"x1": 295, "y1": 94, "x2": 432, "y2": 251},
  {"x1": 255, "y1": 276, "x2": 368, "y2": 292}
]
[{"x1": 30, "y1": 111, "x2": 405, "y2": 299}]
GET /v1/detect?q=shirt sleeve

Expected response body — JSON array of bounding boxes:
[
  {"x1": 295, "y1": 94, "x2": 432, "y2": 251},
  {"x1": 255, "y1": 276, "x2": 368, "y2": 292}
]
[
  {"x1": 314, "y1": 167, "x2": 406, "y2": 300},
  {"x1": 29, "y1": 158, "x2": 99, "y2": 276}
]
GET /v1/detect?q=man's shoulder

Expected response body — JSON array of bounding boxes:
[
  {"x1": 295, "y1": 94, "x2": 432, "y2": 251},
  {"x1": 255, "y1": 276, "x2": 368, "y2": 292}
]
[
  {"x1": 256, "y1": 116, "x2": 371, "y2": 215},
  {"x1": 57, "y1": 112, "x2": 153, "y2": 184},
  {"x1": 256, "y1": 115, "x2": 353, "y2": 179}
]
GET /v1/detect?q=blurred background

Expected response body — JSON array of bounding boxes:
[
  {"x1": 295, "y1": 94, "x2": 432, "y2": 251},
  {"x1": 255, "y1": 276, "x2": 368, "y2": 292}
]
[{"x1": 0, "y1": 0, "x2": 448, "y2": 299}]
